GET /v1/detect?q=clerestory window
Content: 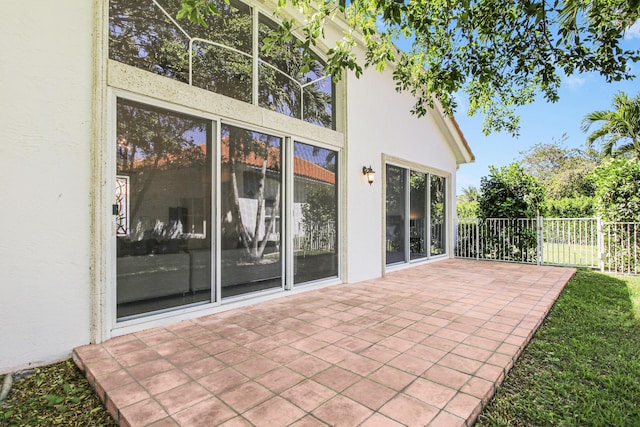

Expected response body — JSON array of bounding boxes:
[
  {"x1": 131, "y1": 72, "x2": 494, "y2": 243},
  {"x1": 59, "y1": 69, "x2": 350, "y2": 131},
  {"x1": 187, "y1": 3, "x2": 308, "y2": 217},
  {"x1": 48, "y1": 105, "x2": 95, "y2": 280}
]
[{"x1": 109, "y1": 0, "x2": 334, "y2": 129}]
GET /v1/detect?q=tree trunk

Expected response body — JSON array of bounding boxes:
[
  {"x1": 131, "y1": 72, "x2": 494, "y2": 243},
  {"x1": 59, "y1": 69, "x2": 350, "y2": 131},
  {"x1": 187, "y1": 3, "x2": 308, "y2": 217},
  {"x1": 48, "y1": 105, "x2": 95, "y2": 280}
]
[{"x1": 229, "y1": 157, "x2": 252, "y2": 258}]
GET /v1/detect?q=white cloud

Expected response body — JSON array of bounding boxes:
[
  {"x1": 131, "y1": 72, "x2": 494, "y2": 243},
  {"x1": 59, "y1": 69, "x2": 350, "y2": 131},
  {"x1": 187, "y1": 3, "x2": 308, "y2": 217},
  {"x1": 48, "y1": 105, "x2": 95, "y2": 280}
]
[
  {"x1": 626, "y1": 19, "x2": 640, "y2": 39},
  {"x1": 453, "y1": 92, "x2": 469, "y2": 116},
  {"x1": 564, "y1": 75, "x2": 586, "y2": 89}
]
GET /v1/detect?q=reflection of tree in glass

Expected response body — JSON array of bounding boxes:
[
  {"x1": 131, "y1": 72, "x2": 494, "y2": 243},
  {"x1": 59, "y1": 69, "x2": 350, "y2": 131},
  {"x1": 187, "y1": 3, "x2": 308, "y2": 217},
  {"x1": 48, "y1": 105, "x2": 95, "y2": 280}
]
[
  {"x1": 301, "y1": 185, "x2": 336, "y2": 252},
  {"x1": 259, "y1": 15, "x2": 333, "y2": 127},
  {"x1": 109, "y1": 0, "x2": 190, "y2": 82},
  {"x1": 430, "y1": 175, "x2": 446, "y2": 254},
  {"x1": 109, "y1": 0, "x2": 333, "y2": 127},
  {"x1": 222, "y1": 125, "x2": 281, "y2": 262},
  {"x1": 117, "y1": 100, "x2": 207, "y2": 220},
  {"x1": 410, "y1": 171, "x2": 426, "y2": 254},
  {"x1": 430, "y1": 176, "x2": 445, "y2": 226},
  {"x1": 386, "y1": 165, "x2": 405, "y2": 253},
  {"x1": 109, "y1": 0, "x2": 252, "y2": 101}
]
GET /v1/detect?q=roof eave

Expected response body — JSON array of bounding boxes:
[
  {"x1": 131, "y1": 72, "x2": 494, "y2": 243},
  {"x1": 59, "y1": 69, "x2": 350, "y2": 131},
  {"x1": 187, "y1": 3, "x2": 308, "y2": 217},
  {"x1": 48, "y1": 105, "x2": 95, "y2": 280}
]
[{"x1": 431, "y1": 100, "x2": 475, "y2": 166}]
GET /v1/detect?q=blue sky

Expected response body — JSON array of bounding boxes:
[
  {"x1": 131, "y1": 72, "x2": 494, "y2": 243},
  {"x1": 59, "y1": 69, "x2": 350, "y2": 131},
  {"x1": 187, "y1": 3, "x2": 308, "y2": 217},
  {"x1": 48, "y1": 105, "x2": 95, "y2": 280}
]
[{"x1": 454, "y1": 23, "x2": 640, "y2": 194}]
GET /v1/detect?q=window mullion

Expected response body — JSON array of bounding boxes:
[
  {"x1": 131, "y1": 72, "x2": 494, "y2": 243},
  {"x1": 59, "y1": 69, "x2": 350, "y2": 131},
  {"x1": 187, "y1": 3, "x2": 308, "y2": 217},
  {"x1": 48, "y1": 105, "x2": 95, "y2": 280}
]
[
  {"x1": 426, "y1": 174, "x2": 432, "y2": 258},
  {"x1": 252, "y1": 8, "x2": 259, "y2": 106},
  {"x1": 404, "y1": 169, "x2": 411, "y2": 263},
  {"x1": 284, "y1": 136, "x2": 293, "y2": 290}
]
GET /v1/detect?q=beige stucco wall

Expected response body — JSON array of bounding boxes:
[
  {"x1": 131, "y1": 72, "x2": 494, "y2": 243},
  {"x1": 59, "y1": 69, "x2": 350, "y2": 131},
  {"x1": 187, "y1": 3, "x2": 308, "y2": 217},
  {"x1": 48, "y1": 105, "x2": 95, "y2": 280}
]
[
  {"x1": 0, "y1": 1, "x2": 95, "y2": 372},
  {"x1": 344, "y1": 65, "x2": 459, "y2": 283}
]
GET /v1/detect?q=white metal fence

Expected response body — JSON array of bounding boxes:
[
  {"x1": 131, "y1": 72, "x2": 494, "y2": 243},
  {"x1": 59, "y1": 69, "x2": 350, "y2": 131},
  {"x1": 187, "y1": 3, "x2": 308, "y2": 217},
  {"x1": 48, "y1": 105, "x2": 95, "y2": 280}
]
[
  {"x1": 293, "y1": 222, "x2": 336, "y2": 253},
  {"x1": 456, "y1": 217, "x2": 640, "y2": 274}
]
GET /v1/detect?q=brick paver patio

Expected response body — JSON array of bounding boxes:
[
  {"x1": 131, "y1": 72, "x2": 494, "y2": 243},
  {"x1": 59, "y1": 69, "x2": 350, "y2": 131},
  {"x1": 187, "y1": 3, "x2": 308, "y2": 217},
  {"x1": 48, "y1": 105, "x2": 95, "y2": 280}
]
[{"x1": 74, "y1": 259, "x2": 575, "y2": 426}]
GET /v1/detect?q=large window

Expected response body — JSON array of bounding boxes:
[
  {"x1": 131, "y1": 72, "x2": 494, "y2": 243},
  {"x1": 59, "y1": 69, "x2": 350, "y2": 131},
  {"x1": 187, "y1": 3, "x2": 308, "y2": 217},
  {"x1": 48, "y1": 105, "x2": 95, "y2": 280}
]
[
  {"x1": 109, "y1": 0, "x2": 342, "y2": 323},
  {"x1": 113, "y1": 96, "x2": 340, "y2": 320},
  {"x1": 109, "y1": 0, "x2": 334, "y2": 129},
  {"x1": 293, "y1": 142, "x2": 338, "y2": 284},
  {"x1": 385, "y1": 164, "x2": 448, "y2": 266},
  {"x1": 115, "y1": 99, "x2": 212, "y2": 319}
]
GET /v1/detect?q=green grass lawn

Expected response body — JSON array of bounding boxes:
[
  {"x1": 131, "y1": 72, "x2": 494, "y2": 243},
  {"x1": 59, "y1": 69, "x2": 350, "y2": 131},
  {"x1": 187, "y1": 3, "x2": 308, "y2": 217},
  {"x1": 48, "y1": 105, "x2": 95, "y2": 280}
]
[
  {"x1": 477, "y1": 269, "x2": 640, "y2": 426},
  {"x1": 542, "y1": 243, "x2": 599, "y2": 267}
]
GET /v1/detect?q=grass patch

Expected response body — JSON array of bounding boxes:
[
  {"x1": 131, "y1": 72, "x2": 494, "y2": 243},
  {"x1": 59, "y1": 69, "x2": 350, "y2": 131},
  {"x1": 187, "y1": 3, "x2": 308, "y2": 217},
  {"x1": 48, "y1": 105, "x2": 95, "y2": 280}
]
[
  {"x1": 543, "y1": 243, "x2": 599, "y2": 267},
  {"x1": 477, "y1": 269, "x2": 640, "y2": 426},
  {"x1": 0, "y1": 360, "x2": 115, "y2": 426}
]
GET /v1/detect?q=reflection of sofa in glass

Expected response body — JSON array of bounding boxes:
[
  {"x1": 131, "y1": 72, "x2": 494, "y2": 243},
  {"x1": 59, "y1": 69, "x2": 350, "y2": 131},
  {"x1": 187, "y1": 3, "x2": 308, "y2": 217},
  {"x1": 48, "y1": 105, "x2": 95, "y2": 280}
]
[
  {"x1": 294, "y1": 251, "x2": 337, "y2": 283},
  {"x1": 117, "y1": 237, "x2": 211, "y2": 305},
  {"x1": 117, "y1": 252, "x2": 191, "y2": 304}
]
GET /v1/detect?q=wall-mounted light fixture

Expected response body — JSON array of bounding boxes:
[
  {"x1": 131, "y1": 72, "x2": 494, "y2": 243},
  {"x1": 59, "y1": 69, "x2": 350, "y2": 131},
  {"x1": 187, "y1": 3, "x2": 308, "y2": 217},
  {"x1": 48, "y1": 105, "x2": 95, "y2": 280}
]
[{"x1": 362, "y1": 165, "x2": 375, "y2": 185}]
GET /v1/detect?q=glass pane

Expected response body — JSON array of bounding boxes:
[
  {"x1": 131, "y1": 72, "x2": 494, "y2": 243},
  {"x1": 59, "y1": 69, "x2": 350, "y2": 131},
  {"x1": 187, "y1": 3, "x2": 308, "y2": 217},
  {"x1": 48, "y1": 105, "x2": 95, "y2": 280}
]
[
  {"x1": 192, "y1": 42, "x2": 252, "y2": 103},
  {"x1": 220, "y1": 124, "x2": 283, "y2": 298},
  {"x1": 293, "y1": 142, "x2": 338, "y2": 284},
  {"x1": 178, "y1": 0, "x2": 252, "y2": 52},
  {"x1": 116, "y1": 99, "x2": 212, "y2": 319},
  {"x1": 430, "y1": 175, "x2": 447, "y2": 256},
  {"x1": 303, "y1": 77, "x2": 334, "y2": 129},
  {"x1": 258, "y1": 62, "x2": 302, "y2": 119},
  {"x1": 386, "y1": 165, "x2": 406, "y2": 264},
  {"x1": 410, "y1": 171, "x2": 427, "y2": 260},
  {"x1": 109, "y1": 0, "x2": 253, "y2": 103},
  {"x1": 109, "y1": 0, "x2": 190, "y2": 83},
  {"x1": 188, "y1": 0, "x2": 253, "y2": 102},
  {"x1": 258, "y1": 14, "x2": 334, "y2": 129}
]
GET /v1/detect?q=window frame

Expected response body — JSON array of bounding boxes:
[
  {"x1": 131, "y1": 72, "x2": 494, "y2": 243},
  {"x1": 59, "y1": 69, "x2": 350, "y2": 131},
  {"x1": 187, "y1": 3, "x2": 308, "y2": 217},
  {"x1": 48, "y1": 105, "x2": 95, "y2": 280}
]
[
  {"x1": 107, "y1": 0, "x2": 336, "y2": 129},
  {"x1": 382, "y1": 155, "x2": 451, "y2": 274},
  {"x1": 106, "y1": 88, "x2": 343, "y2": 334}
]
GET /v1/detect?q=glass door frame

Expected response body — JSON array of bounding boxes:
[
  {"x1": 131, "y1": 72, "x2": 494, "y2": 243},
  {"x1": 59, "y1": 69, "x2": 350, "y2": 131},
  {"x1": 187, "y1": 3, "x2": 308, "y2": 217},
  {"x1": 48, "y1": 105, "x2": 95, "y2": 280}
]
[
  {"x1": 107, "y1": 90, "x2": 343, "y2": 334},
  {"x1": 382, "y1": 155, "x2": 451, "y2": 272},
  {"x1": 107, "y1": 90, "x2": 222, "y2": 331},
  {"x1": 217, "y1": 119, "x2": 288, "y2": 303}
]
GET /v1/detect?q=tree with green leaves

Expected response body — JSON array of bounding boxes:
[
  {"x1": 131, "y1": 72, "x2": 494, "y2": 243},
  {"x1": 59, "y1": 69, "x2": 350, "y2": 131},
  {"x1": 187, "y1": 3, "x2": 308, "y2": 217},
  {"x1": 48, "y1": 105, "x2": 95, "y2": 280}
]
[
  {"x1": 459, "y1": 185, "x2": 480, "y2": 203},
  {"x1": 590, "y1": 157, "x2": 640, "y2": 271},
  {"x1": 181, "y1": 0, "x2": 640, "y2": 135},
  {"x1": 591, "y1": 158, "x2": 640, "y2": 222},
  {"x1": 518, "y1": 139, "x2": 598, "y2": 198},
  {"x1": 456, "y1": 185, "x2": 479, "y2": 218},
  {"x1": 582, "y1": 92, "x2": 640, "y2": 159},
  {"x1": 475, "y1": 163, "x2": 545, "y2": 261},
  {"x1": 478, "y1": 163, "x2": 545, "y2": 219}
]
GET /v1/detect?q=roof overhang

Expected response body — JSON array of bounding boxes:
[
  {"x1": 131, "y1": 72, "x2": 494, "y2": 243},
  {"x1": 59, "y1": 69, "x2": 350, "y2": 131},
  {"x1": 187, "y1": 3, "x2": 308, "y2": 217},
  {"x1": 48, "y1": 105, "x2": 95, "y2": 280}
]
[{"x1": 431, "y1": 100, "x2": 475, "y2": 166}]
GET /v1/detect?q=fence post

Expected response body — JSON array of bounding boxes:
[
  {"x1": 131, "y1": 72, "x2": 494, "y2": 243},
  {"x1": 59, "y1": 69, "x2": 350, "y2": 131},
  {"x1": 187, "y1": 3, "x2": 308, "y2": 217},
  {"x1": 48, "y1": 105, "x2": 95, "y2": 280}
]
[
  {"x1": 537, "y1": 214, "x2": 543, "y2": 266},
  {"x1": 597, "y1": 216, "x2": 605, "y2": 272},
  {"x1": 475, "y1": 219, "x2": 480, "y2": 260}
]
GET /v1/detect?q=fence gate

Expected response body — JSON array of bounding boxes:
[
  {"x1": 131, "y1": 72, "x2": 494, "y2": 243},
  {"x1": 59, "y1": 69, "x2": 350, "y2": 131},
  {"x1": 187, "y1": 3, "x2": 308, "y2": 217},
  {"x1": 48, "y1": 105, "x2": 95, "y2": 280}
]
[{"x1": 456, "y1": 217, "x2": 640, "y2": 274}]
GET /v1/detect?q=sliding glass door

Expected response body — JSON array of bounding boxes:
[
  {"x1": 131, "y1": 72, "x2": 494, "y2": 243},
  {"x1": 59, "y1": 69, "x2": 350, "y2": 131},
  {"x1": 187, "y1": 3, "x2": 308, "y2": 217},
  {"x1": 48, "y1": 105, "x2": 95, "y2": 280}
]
[
  {"x1": 385, "y1": 164, "x2": 448, "y2": 266},
  {"x1": 115, "y1": 99, "x2": 212, "y2": 319},
  {"x1": 293, "y1": 141, "x2": 338, "y2": 284},
  {"x1": 220, "y1": 124, "x2": 283, "y2": 298},
  {"x1": 114, "y1": 98, "x2": 340, "y2": 320}
]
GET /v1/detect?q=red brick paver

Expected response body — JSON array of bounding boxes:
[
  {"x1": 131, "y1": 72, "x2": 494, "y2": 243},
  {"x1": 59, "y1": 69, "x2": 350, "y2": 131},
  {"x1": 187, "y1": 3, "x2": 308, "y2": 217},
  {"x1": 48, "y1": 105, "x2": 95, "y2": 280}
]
[{"x1": 74, "y1": 259, "x2": 575, "y2": 426}]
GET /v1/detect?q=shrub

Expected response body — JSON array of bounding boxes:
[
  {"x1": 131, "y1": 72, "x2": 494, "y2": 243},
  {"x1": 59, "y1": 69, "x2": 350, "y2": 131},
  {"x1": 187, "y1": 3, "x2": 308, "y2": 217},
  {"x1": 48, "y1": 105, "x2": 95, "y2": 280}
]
[
  {"x1": 544, "y1": 196, "x2": 596, "y2": 218},
  {"x1": 591, "y1": 158, "x2": 640, "y2": 222}
]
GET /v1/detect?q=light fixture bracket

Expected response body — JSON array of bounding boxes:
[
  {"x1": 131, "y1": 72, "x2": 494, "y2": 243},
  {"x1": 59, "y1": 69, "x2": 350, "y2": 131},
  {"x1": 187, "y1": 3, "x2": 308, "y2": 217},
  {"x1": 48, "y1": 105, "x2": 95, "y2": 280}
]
[{"x1": 362, "y1": 165, "x2": 375, "y2": 185}]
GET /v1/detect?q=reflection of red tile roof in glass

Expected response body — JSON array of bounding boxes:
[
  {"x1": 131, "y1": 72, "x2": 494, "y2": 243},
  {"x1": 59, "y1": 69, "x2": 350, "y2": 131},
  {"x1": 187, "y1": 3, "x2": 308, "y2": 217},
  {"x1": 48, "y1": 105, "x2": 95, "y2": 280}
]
[
  {"x1": 128, "y1": 137, "x2": 335, "y2": 184},
  {"x1": 293, "y1": 155, "x2": 335, "y2": 184},
  {"x1": 220, "y1": 137, "x2": 335, "y2": 185}
]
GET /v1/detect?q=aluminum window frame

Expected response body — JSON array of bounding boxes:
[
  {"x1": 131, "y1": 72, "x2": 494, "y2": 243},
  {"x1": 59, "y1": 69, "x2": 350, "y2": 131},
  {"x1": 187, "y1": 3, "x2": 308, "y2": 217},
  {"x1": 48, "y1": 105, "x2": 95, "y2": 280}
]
[{"x1": 382, "y1": 155, "x2": 452, "y2": 273}]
